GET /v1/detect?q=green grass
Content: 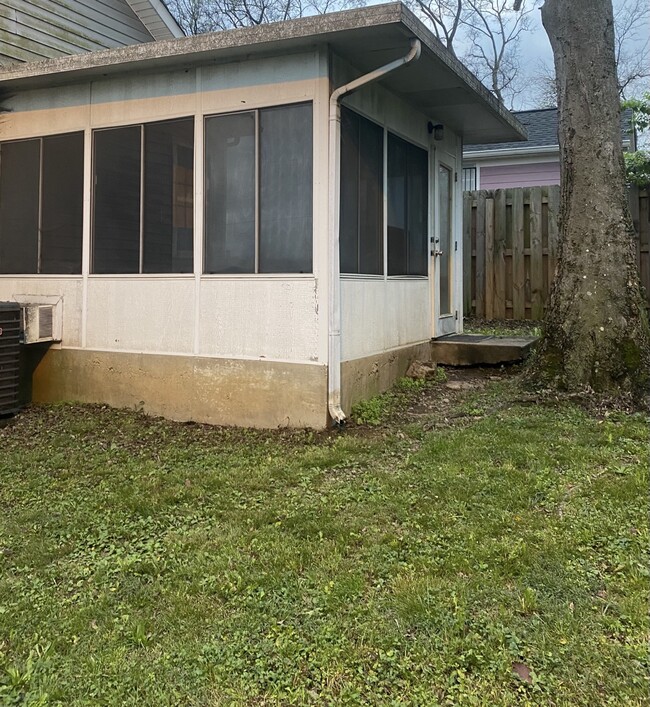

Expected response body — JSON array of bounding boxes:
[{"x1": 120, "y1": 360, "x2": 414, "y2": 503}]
[
  {"x1": 464, "y1": 318, "x2": 542, "y2": 338},
  {"x1": 350, "y1": 373, "x2": 447, "y2": 425},
  {"x1": 0, "y1": 382, "x2": 647, "y2": 705}
]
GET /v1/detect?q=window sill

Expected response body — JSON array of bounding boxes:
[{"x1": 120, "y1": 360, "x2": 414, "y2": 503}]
[
  {"x1": 0, "y1": 273, "x2": 83, "y2": 278},
  {"x1": 88, "y1": 273, "x2": 195, "y2": 279},
  {"x1": 340, "y1": 274, "x2": 429, "y2": 280},
  {"x1": 200, "y1": 273, "x2": 315, "y2": 280}
]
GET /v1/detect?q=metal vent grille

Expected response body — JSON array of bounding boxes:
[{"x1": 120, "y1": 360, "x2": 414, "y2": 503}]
[{"x1": 38, "y1": 306, "x2": 53, "y2": 340}]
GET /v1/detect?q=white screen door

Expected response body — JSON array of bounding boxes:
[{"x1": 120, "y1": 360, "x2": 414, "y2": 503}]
[{"x1": 432, "y1": 156, "x2": 458, "y2": 337}]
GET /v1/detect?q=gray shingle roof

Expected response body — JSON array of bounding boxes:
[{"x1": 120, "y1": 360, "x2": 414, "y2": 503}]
[{"x1": 465, "y1": 107, "x2": 634, "y2": 152}]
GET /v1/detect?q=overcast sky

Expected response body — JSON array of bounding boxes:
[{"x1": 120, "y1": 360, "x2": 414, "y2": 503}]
[{"x1": 514, "y1": 0, "x2": 649, "y2": 109}]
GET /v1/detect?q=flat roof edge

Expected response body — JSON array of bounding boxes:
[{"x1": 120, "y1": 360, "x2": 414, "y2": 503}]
[{"x1": 0, "y1": 3, "x2": 404, "y2": 85}]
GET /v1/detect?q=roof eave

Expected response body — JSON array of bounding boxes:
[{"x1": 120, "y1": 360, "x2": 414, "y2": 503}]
[
  {"x1": 125, "y1": 0, "x2": 185, "y2": 40},
  {"x1": 0, "y1": 3, "x2": 525, "y2": 144}
]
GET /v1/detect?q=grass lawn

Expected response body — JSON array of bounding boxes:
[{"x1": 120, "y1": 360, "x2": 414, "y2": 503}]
[
  {"x1": 0, "y1": 371, "x2": 647, "y2": 705},
  {"x1": 463, "y1": 318, "x2": 542, "y2": 338}
]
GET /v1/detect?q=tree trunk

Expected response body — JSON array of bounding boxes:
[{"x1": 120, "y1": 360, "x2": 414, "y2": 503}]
[{"x1": 530, "y1": 0, "x2": 650, "y2": 396}]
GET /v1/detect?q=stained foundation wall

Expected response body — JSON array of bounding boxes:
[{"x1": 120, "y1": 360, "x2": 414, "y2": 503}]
[
  {"x1": 26, "y1": 348, "x2": 328, "y2": 429},
  {"x1": 341, "y1": 341, "x2": 432, "y2": 413}
]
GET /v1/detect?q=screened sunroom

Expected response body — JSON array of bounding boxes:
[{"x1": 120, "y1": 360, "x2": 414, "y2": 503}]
[{"x1": 0, "y1": 3, "x2": 524, "y2": 428}]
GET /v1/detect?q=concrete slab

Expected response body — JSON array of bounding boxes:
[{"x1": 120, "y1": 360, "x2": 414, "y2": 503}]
[{"x1": 430, "y1": 334, "x2": 538, "y2": 366}]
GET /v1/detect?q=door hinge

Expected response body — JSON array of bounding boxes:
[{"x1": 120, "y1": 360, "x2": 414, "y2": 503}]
[
  {"x1": 454, "y1": 171, "x2": 458, "y2": 183},
  {"x1": 454, "y1": 241, "x2": 458, "y2": 251},
  {"x1": 454, "y1": 310, "x2": 458, "y2": 320}
]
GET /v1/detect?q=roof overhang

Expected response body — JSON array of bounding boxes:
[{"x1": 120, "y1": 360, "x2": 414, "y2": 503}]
[{"x1": 0, "y1": 3, "x2": 525, "y2": 144}]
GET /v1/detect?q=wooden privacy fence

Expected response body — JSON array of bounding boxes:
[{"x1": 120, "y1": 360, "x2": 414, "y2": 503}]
[{"x1": 463, "y1": 185, "x2": 650, "y2": 320}]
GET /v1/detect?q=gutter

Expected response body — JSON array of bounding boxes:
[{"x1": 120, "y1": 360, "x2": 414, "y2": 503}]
[
  {"x1": 464, "y1": 138, "x2": 633, "y2": 162},
  {"x1": 327, "y1": 37, "x2": 421, "y2": 426},
  {"x1": 464, "y1": 145, "x2": 560, "y2": 160}
]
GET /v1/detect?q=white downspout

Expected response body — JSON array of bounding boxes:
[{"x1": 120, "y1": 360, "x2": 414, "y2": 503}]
[{"x1": 327, "y1": 38, "x2": 422, "y2": 425}]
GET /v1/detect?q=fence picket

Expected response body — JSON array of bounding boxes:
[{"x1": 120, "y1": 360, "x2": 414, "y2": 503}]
[
  {"x1": 463, "y1": 193, "x2": 472, "y2": 314},
  {"x1": 547, "y1": 185, "x2": 560, "y2": 286},
  {"x1": 494, "y1": 190, "x2": 507, "y2": 319},
  {"x1": 475, "y1": 192, "x2": 486, "y2": 317},
  {"x1": 639, "y1": 190, "x2": 649, "y2": 305},
  {"x1": 512, "y1": 188, "x2": 525, "y2": 319},
  {"x1": 485, "y1": 197, "x2": 495, "y2": 319}
]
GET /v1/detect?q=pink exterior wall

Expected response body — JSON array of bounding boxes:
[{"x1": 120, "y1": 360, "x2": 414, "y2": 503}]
[{"x1": 479, "y1": 161, "x2": 561, "y2": 189}]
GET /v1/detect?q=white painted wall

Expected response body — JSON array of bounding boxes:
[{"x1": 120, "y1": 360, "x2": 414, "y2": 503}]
[
  {"x1": 0, "y1": 50, "x2": 330, "y2": 366},
  {"x1": 340, "y1": 279, "x2": 430, "y2": 360}
]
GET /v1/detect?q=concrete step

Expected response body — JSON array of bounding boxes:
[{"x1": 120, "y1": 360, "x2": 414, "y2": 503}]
[{"x1": 431, "y1": 333, "x2": 538, "y2": 366}]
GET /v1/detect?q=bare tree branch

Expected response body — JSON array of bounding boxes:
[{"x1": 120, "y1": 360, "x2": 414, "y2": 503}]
[
  {"x1": 529, "y1": 0, "x2": 650, "y2": 106},
  {"x1": 167, "y1": 0, "x2": 364, "y2": 34}
]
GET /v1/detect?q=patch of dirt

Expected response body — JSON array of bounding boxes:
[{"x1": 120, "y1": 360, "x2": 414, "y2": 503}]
[
  {"x1": 343, "y1": 364, "x2": 524, "y2": 440},
  {"x1": 404, "y1": 365, "x2": 520, "y2": 423}
]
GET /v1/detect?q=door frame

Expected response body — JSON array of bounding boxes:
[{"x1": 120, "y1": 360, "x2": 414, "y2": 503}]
[{"x1": 431, "y1": 141, "x2": 462, "y2": 338}]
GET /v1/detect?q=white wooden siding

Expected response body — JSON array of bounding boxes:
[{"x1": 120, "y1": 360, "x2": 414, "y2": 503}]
[{"x1": 0, "y1": 0, "x2": 154, "y2": 64}]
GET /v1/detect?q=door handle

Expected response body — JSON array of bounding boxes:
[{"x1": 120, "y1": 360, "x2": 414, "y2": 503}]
[{"x1": 431, "y1": 249, "x2": 444, "y2": 257}]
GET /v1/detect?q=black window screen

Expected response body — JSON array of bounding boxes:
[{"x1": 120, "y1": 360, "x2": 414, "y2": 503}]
[
  {"x1": 0, "y1": 140, "x2": 40, "y2": 274},
  {"x1": 204, "y1": 112, "x2": 256, "y2": 274},
  {"x1": 143, "y1": 119, "x2": 194, "y2": 273},
  {"x1": 339, "y1": 107, "x2": 383, "y2": 274},
  {"x1": 93, "y1": 126, "x2": 141, "y2": 274},
  {"x1": 259, "y1": 103, "x2": 312, "y2": 273},
  {"x1": 41, "y1": 133, "x2": 84, "y2": 274},
  {"x1": 204, "y1": 103, "x2": 313, "y2": 274},
  {"x1": 93, "y1": 119, "x2": 194, "y2": 274},
  {"x1": 407, "y1": 145, "x2": 428, "y2": 276},
  {"x1": 387, "y1": 133, "x2": 428, "y2": 276},
  {"x1": 0, "y1": 133, "x2": 84, "y2": 275}
]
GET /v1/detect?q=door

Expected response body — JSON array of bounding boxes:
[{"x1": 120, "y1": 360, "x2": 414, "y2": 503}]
[{"x1": 432, "y1": 154, "x2": 458, "y2": 337}]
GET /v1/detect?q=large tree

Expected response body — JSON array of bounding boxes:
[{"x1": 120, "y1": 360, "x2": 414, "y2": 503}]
[{"x1": 523, "y1": 0, "x2": 650, "y2": 396}]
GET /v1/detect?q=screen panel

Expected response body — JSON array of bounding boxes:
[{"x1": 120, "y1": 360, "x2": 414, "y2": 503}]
[
  {"x1": 204, "y1": 112, "x2": 256, "y2": 274},
  {"x1": 143, "y1": 119, "x2": 194, "y2": 274},
  {"x1": 0, "y1": 139, "x2": 40, "y2": 274},
  {"x1": 259, "y1": 103, "x2": 313, "y2": 274},
  {"x1": 41, "y1": 132, "x2": 84, "y2": 274},
  {"x1": 93, "y1": 126, "x2": 141, "y2": 274}
]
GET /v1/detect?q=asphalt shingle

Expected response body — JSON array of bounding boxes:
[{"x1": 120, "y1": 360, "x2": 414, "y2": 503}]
[{"x1": 465, "y1": 107, "x2": 634, "y2": 152}]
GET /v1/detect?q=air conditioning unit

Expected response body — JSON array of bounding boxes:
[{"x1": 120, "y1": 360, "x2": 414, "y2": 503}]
[{"x1": 21, "y1": 303, "x2": 62, "y2": 344}]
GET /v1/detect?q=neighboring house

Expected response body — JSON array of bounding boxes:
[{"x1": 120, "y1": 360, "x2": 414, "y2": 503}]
[
  {"x1": 462, "y1": 107, "x2": 635, "y2": 191},
  {"x1": 0, "y1": 0, "x2": 183, "y2": 64},
  {"x1": 0, "y1": 2, "x2": 524, "y2": 429}
]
